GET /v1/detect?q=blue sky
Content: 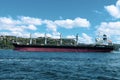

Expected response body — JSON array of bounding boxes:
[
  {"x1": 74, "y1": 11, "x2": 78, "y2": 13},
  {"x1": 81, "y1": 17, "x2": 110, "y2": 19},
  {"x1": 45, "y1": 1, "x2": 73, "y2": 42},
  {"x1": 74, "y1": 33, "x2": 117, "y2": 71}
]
[{"x1": 0, "y1": 0, "x2": 120, "y2": 43}]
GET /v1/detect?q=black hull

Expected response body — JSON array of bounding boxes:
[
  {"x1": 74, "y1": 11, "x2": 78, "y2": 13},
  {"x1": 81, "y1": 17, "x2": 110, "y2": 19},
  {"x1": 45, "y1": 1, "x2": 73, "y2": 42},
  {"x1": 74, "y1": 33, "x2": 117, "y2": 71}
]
[{"x1": 13, "y1": 43, "x2": 114, "y2": 52}]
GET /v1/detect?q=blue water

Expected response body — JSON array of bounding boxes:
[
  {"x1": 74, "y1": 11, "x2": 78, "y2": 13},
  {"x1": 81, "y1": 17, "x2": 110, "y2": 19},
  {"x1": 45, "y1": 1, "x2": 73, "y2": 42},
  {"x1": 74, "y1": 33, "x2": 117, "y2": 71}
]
[{"x1": 0, "y1": 50, "x2": 120, "y2": 80}]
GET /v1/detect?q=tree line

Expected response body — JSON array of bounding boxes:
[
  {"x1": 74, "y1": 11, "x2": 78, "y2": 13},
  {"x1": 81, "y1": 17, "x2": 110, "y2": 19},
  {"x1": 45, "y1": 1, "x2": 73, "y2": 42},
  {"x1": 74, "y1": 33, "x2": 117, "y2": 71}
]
[{"x1": 0, "y1": 35, "x2": 76, "y2": 49}]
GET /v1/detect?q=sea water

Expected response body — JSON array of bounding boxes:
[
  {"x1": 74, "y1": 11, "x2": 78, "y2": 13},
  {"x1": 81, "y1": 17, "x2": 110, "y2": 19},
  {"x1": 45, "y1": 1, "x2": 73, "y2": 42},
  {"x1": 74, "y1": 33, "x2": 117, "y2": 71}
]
[{"x1": 0, "y1": 50, "x2": 120, "y2": 80}]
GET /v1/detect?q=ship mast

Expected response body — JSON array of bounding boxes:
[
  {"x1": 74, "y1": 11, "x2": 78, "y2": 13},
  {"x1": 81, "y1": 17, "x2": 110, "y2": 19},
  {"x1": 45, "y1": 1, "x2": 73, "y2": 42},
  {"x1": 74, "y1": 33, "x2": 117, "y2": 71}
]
[
  {"x1": 29, "y1": 33, "x2": 32, "y2": 45},
  {"x1": 76, "y1": 34, "x2": 79, "y2": 45},
  {"x1": 60, "y1": 33, "x2": 62, "y2": 45},
  {"x1": 44, "y1": 33, "x2": 47, "y2": 45}
]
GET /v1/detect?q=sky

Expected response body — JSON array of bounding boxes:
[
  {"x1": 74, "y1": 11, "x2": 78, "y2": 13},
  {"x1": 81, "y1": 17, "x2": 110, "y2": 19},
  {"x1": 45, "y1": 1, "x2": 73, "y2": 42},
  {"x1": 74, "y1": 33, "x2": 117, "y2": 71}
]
[{"x1": 0, "y1": 0, "x2": 120, "y2": 43}]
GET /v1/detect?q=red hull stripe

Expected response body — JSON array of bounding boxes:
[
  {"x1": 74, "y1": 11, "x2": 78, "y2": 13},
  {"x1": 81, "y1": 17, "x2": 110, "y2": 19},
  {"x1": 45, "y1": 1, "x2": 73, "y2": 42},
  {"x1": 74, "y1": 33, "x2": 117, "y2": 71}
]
[{"x1": 14, "y1": 47, "x2": 113, "y2": 52}]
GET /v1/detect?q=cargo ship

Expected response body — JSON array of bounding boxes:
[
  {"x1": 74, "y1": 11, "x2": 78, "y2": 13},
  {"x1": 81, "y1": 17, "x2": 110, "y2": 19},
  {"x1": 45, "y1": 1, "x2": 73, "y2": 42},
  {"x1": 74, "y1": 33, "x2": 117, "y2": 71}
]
[{"x1": 12, "y1": 34, "x2": 114, "y2": 52}]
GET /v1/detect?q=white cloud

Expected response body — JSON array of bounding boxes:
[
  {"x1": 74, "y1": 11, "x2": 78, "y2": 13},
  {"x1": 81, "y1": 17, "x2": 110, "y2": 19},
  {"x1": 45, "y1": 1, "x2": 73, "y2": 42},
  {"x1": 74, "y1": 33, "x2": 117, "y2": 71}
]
[
  {"x1": 27, "y1": 25, "x2": 37, "y2": 30},
  {"x1": 0, "y1": 16, "x2": 90, "y2": 38},
  {"x1": 43, "y1": 20, "x2": 57, "y2": 32},
  {"x1": 0, "y1": 16, "x2": 42, "y2": 36},
  {"x1": 20, "y1": 16, "x2": 42, "y2": 25},
  {"x1": 55, "y1": 17, "x2": 90, "y2": 29},
  {"x1": 79, "y1": 33, "x2": 93, "y2": 43},
  {"x1": 100, "y1": 0, "x2": 120, "y2": 43},
  {"x1": 97, "y1": 21, "x2": 120, "y2": 36},
  {"x1": 97, "y1": 21, "x2": 120, "y2": 43},
  {"x1": 43, "y1": 17, "x2": 90, "y2": 33},
  {"x1": 105, "y1": 0, "x2": 120, "y2": 18},
  {"x1": 0, "y1": 17, "x2": 20, "y2": 25},
  {"x1": 74, "y1": 17, "x2": 90, "y2": 27},
  {"x1": 0, "y1": 23, "x2": 24, "y2": 32},
  {"x1": 66, "y1": 35, "x2": 76, "y2": 39},
  {"x1": 66, "y1": 33, "x2": 93, "y2": 44},
  {"x1": 0, "y1": 17, "x2": 23, "y2": 32},
  {"x1": 42, "y1": 17, "x2": 90, "y2": 33},
  {"x1": 55, "y1": 19, "x2": 74, "y2": 29}
]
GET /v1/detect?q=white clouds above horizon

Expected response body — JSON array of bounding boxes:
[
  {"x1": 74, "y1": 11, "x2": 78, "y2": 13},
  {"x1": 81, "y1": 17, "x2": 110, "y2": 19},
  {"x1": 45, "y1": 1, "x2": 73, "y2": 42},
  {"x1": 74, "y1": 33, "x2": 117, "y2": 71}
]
[
  {"x1": 97, "y1": 21, "x2": 120, "y2": 43},
  {"x1": 97, "y1": 21, "x2": 120, "y2": 35},
  {"x1": 43, "y1": 17, "x2": 90, "y2": 33},
  {"x1": 54, "y1": 17, "x2": 90, "y2": 29},
  {"x1": 0, "y1": 16, "x2": 90, "y2": 38},
  {"x1": 0, "y1": 16, "x2": 41, "y2": 32},
  {"x1": 80, "y1": 33, "x2": 93, "y2": 43},
  {"x1": 20, "y1": 16, "x2": 42, "y2": 25},
  {"x1": 66, "y1": 33, "x2": 93, "y2": 43},
  {"x1": 95, "y1": 0, "x2": 120, "y2": 43},
  {"x1": 105, "y1": 0, "x2": 120, "y2": 19}
]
